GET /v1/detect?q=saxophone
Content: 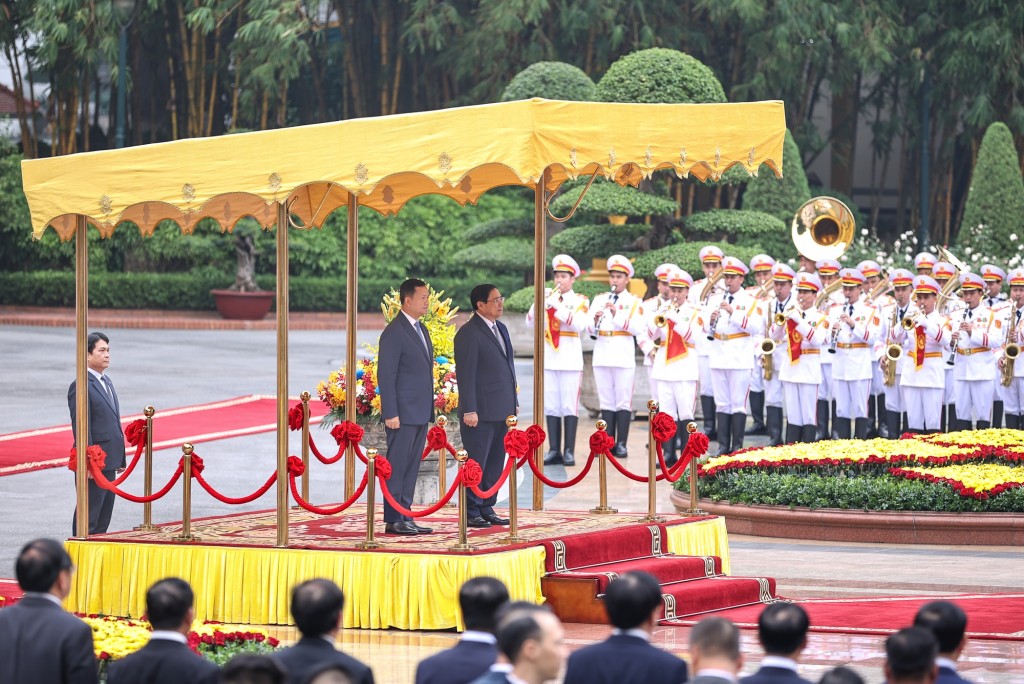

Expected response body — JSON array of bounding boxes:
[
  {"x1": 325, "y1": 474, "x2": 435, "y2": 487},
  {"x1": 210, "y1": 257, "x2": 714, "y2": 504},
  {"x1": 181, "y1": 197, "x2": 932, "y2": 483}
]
[{"x1": 1001, "y1": 308, "x2": 1021, "y2": 387}]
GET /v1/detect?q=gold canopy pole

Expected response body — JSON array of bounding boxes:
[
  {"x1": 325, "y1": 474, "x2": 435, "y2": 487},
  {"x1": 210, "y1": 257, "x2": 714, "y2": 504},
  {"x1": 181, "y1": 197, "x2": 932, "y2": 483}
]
[
  {"x1": 74, "y1": 214, "x2": 89, "y2": 539},
  {"x1": 532, "y1": 169, "x2": 548, "y2": 511},
  {"x1": 345, "y1": 193, "x2": 359, "y2": 498},
  {"x1": 276, "y1": 201, "x2": 290, "y2": 547}
]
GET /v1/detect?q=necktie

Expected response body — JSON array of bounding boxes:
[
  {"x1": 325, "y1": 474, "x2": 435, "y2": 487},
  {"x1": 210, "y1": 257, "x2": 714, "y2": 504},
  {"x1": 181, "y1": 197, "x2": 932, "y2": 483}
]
[
  {"x1": 102, "y1": 375, "x2": 115, "y2": 403},
  {"x1": 611, "y1": 293, "x2": 619, "y2": 305},
  {"x1": 492, "y1": 324, "x2": 506, "y2": 356},
  {"x1": 727, "y1": 295, "x2": 734, "y2": 305},
  {"x1": 848, "y1": 305, "x2": 854, "y2": 316},
  {"x1": 1016, "y1": 310, "x2": 1021, "y2": 324},
  {"x1": 968, "y1": 309, "x2": 973, "y2": 320},
  {"x1": 415, "y1": 321, "x2": 430, "y2": 353}
]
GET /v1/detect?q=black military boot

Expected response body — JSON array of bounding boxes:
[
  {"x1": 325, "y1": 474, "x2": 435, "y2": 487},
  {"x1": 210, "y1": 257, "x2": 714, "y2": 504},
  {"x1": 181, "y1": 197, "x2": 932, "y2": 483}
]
[
  {"x1": 801, "y1": 424, "x2": 817, "y2": 443},
  {"x1": 785, "y1": 424, "x2": 800, "y2": 444},
  {"x1": 601, "y1": 409, "x2": 616, "y2": 443},
  {"x1": 876, "y1": 395, "x2": 890, "y2": 438},
  {"x1": 701, "y1": 395, "x2": 718, "y2": 441},
  {"x1": 830, "y1": 400, "x2": 840, "y2": 439},
  {"x1": 866, "y1": 397, "x2": 878, "y2": 438},
  {"x1": 992, "y1": 400, "x2": 1004, "y2": 429},
  {"x1": 542, "y1": 415, "x2": 562, "y2": 465},
  {"x1": 562, "y1": 416, "x2": 578, "y2": 466},
  {"x1": 746, "y1": 391, "x2": 767, "y2": 435},
  {"x1": 1006, "y1": 414, "x2": 1021, "y2": 429},
  {"x1": 715, "y1": 412, "x2": 733, "y2": 456},
  {"x1": 976, "y1": 420, "x2": 991, "y2": 431},
  {"x1": 885, "y1": 410, "x2": 902, "y2": 440},
  {"x1": 854, "y1": 417, "x2": 871, "y2": 439},
  {"x1": 672, "y1": 420, "x2": 689, "y2": 467},
  {"x1": 766, "y1": 406, "x2": 784, "y2": 446},
  {"x1": 613, "y1": 410, "x2": 631, "y2": 457},
  {"x1": 816, "y1": 400, "x2": 830, "y2": 441},
  {"x1": 731, "y1": 413, "x2": 747, "y2": 453},
  {"x1": 834, "y1": 417, "x2": 852, "y2": 440}
]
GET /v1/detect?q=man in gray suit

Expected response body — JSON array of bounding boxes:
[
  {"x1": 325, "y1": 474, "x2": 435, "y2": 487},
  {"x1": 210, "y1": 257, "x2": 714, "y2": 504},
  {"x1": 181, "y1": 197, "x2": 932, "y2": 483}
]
[
  {"x1": 689, "y1": 617, "x2": 745, "y2": 684},
  {"x1": 454, "y1": 284, "x2": 519, "y2": 528},
  {"x1": 69, "y1": 331, "x2": 126, "y2": 534},
  {"x1": 377, "y1": 279, "x2": 435, "y2": 535}
]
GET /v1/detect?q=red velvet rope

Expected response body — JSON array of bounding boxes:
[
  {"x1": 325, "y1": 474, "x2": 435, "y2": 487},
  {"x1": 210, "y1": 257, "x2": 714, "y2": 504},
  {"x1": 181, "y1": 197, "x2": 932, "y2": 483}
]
[
  {"x1": 288, "y1": 456, "x2": 370, "y2": 515},
  {"x1": 111, "y1": 437, "x2": 146, "y2": 486},
  {"x1": 467, "y1": 455, "x2": 516, "y2": 499},
  {"x1": 90, "y1": 457, "x2": 184, "y2": 503},
  {"x1": 377, "y1": 469, "x2": 462, "y2": 518},
  {"x1": 503, "y1": 429, "x2": 531, "y2": 460},
  {"x1": 421, "y1": 425, "x2": 457, "y2": 460},
  {"x1": 288, "y1": 403, "x2": 304, "y2": 431},
  {"x1": 308, "y1": 435, "x2": 345, "y2": 464},
  {"x1": 68, "y1": 419, "x2": 147, "y2": 486},
  {"x1": 525, "y1": 449, "x2": 596, "y2": 488},
  {"x1": 190, "y1": 451, "x2": 277, "y2": 505}
]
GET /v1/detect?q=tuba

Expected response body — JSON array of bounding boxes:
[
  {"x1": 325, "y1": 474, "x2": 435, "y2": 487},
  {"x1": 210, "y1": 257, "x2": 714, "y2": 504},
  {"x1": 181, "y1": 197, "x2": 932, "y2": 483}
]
[{"x1": 792, "y1": 196, "x2": 856, "y2": 262}]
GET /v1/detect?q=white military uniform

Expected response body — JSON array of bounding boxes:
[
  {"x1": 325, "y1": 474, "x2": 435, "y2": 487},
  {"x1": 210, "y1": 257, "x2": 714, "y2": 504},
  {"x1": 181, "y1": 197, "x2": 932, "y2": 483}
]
[
  {"x1": 830, "y1": 300, "x2": 881, "y2": 420},
  {"x1": 590, "y1": 289, "x2": 645, "y2": 411},
  {"x1": 689, "y1": 275, "x2": 725, "y2": 400},
  {"x1": 770, "y1": 305, "x2": 826, "y2": 428},
  {"x1": 650, "y1": 303, "x2": 700, "y2": 421},
  {"x1": 1000, "y1": 305, "x2": 1024, "y2": 417},
  {"x1": 880, "y1": 300, "x2": 919, "y2": 416},
  {"x1": 640, "y1": 293, "x2": 673, "y2": 402},
  {"x1": 899, "y1": 310, "x2": 952, "y2": 431},
  {"x1": 704, "y1": 288, "x2": 762, "y2": 414},
  {"x1": 526, "y1": 289, "x2": 591, "y2": 416},
  {"x1": 952, "y1": 302, "x2": 1004, "y2": 424},
  {"x1": 762, "y1": 293, "x2": 792, "y2": 410}
]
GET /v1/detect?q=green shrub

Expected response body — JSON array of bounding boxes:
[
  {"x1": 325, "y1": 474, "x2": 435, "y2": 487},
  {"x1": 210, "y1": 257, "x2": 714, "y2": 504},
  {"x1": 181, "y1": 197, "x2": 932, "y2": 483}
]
[
  {"x1": 548, "y1": 179, "x2": 678, "y2": 219},
  {"x1": 452, "y1": 238, "x2": 536, "y2": 272},
  {"x1": 633, "y1": 241, "x2": 765, "y2": 282},
  {"x1": 504, "y1": 279, "x2": 613, "y2": 313},
  {"x1": 957, "y1": 121, "x2": 1024, "y2": 257},
  {"x1": 596, "y1": 48, "x2": 726, "y2": 104},
  {"x1": 741, "y1": 129, "x2": 812, "y2": 225},
  {"x1": 501, "y1": 61, "x2": 597, "y2": 102},
  {"x1": 462, "y1": 217, "x2": 533, "y2": 243},
  {"x1": 682, "y1": 210, "x2": 793, "y2": 262},
  {"x1": 548, "y1": 224, "x2": 650, "y2": 265}
]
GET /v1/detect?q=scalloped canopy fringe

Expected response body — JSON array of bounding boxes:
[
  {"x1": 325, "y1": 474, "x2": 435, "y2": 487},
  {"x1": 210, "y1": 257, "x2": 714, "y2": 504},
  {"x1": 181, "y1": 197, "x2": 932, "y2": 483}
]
[{"x1": 22, "y1": 98, "x2": 786, "y2": 240}]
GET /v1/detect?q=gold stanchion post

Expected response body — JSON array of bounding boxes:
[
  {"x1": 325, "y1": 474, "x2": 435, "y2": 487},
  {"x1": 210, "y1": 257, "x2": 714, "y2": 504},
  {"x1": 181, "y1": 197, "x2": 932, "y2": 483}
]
[
  {"x1": 501, "y1": 415, "x2": 525, "y2": 544},
  {"x1": 684, "y1": 422, "x2": 708, "y2": 515},
  {"x1": 173, "y1": 443, "x2": 198, "y2": 542},
  {"x1": 300, "y1": 391, "x2": 311, "y2": 505},
  {"x1": 639, "y1": 401, "x2": 665, "y2": 523},
  {"x1": 449, "y1": 450, "x2": 474, "y2": 552},
  {"x1": 135, "y1": 406, "x2": 157, "y2": 530},
  {"x1": 356, "y1": 449, "x2": 382, "y2": 550},
  {"x1": 435, "y1": 415, "x2": 454, "y2": 507},
  {"x1": 589, "y1": 419, "x2": 617, "y2": 514}
]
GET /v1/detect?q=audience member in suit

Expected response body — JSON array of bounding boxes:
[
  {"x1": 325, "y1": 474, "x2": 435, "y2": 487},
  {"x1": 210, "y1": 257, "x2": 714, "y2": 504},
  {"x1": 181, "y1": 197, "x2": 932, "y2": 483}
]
[
  {"x1": 741, "y1": 603, "x2": 813, "y2": 684},
  {"x1": 817, "y1": 667, "x2": 864, "y2": 684},
  {"x1": 107, "y1": 578, "x2": 219, "y2": 684},
  {"x1": 689, "y1": 617, "x2": 744, "y2": 684},
  {"x1": 454, "y1": 284, "x2": 519, "y2": 528},
  {"x1": 913, "y1": 601, "x2": 973, "y2": 683},
  {"x1": 69, "y1": 331, "x2": 127, "y2": 534},
  {"x1": 305, "y1": 663, "x2": 355, "y2": 684},
  {"x1": 469, "y1": 604, "x2": 566, "y2": 684},
  {"x1": 220, "y1": 654, "x2": 288, "y2": 684},
  {"x1": 272, "y1": 579, "x2": 374, "y2": 684},
  {"x1": 0, "y1": 538, "x2": 97, "y2": 684},
  {"x1": 416, "y1": 576, "x2": 510, "y2": 684},
  {"x1": 563, "y1": 571, "x2": 689, "y2": 684},
  {"x1": 885, "y1": 627, "x2": 939, "y2": 684},
  {"x1": 377, "y1": 278, "x2": 436, "y2": 536}
]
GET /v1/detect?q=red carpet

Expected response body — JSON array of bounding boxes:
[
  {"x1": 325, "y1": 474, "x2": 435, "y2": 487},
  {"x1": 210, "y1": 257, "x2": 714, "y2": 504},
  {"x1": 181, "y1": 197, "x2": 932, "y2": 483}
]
[
  {"x1": 663, "y1": 594, "x2": 1024, "y2": 641},
  {"x1": 0, "y1": 395, "x2": 329, "y2": 476},
  {"x1": 0, "y1": 579, "x2": 23, "y2": 606}
]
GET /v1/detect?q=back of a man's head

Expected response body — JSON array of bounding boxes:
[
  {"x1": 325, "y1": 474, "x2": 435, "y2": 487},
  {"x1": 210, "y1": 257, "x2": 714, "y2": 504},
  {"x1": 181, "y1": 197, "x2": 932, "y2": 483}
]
[
  {"x1": 146, "y1": 578, "x2": 194, "y2": 630},
  {"x1": 460, "y1": 577, "x2": 510, "y2": 633},
  {"x1": 885, "y1": 627, "x2": 938, "y2": 683},
  {"x1": 291, "y1": 579, "x2": 344, "y2": 637},
  {"x1": 220, "y1": 654, "x2": 288, "y2": 684},
  {"x1": 913, "y1": 600, "x2": 968, "y2": 655},
  {"x1": 689, "y1": 617, "x2": 741, "y2": 666},
  {"x1": 818, "y1": 666, "x2": 865, "y2": 684},
  {"x1": 495, "y1": 605, "x2": 549, "y2": 663},
  {"x1": 603, "y1": 571, "x2": 663, "y2": 631},
  {"x1": 758, "y1": 602, "x2": 810, "y2": 656},
  {"x1": 16, "y1": 538, "x2": 72, "y2": 593}
]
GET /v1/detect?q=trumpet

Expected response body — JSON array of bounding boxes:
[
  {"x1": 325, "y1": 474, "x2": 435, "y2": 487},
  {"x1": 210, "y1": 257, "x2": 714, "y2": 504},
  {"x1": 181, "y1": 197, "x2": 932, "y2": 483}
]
[
  {"x1": 902, "y1": 316, "x2": 917, "y2": 331},
  {"x1": 815, "y1": 279, "x2": 843, "y2": 309},
  {"x1": 760, "y1": 338, "x2": 777, "y2": 380},
  {"x1": 883, "y1": 343, "x2": 903, "y2": 387},
  {"x1": 654, "y1": 313, "x2": 668, "y2": 327},
  {"x1": 774, "y1": 304, "x2": 798, "y2": 327}
]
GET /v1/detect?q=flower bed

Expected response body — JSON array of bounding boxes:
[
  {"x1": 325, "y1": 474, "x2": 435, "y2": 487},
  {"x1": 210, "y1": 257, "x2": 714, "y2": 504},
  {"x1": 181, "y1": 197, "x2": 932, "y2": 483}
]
[{"x1": 689, "y1": 430, "x2": 1024, "y2": 513}]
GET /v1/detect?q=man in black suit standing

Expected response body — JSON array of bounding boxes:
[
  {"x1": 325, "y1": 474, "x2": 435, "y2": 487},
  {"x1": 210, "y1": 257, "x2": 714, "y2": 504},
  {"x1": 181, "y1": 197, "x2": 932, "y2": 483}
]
[
  {"x1": 741, "y1": 603, "x2": 812, "y2": 684},
  {"x1": 689, "y1": 617, "x2": 744, "y2": 684},
  {"x1": 69, "y1": 331, "x2": 126, "y2": 534},
  {"x1": 0, "y1": 538, "x2": 97, "y2": 684},
  {"x1": 563, "y1": 571, "x2": 688, "y2": 684},
  {"x1": 454, "y1": 284, "x2": 518, "y2": 528},
  {"x1": 415, "y1": 577, "x2": 510, "y2": 684},
  {"x1": 272, "y1": 579, "x2": 374, "y2": 684},
  {"x1": 377, "y1": 278, "x2": 435, "y2": 536},
  {"x1": 107, "y1": 578, "x2": 220, "y2": 684},
  {"x1": 914, "y1": 601, "x2": 974, "y2": 684},
  {"x1": 885, "y1": 628, "x2": 939, "y2": 684},
  {"x1": 470, "y1": 605, "x2": 566, "y2": 684}
]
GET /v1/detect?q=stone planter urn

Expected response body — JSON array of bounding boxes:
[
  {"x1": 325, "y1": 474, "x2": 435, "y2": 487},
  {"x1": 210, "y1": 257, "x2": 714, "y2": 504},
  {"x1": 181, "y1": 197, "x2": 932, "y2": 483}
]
[{"x1": 211, "y1": 289, "x2": 274, "y2": 320}]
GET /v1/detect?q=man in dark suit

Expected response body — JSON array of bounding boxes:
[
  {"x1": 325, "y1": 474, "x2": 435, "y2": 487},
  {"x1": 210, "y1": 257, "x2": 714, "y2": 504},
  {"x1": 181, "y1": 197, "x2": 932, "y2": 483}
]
[
  {"x1": 416, "y1": 577, "x2": 510, "y2": 684},
  {"x1": 107, "y1": 578, "x2": 219, "y2": 684},
  {"x1": 689, "y1": 617, "x2": 744, "y2": 684},
  {"x1": 0, "y1": 538, "x2": 97, "y2": 684},
  {"x1": 470, "y1": 605, "x2": 566, "y2": 684},
  {"x1": 885, "y1": 627, "x2": 939, "y2": 684},
  {"x1": 377, "y1": 278, "x2": 435, "y2": 535},
  {"x1": 454, "y1": 284, "x2": 518, "y2": 528},
  {"x1": 69, "y1": 331, "x2": 126, "y2": 534},
  {"x1": 563, "y1": 571, "x2": 688, "y2": 684},
  {"x1": 914, "y1": 600, "x2": 974, "y2": 683},
  {"x1": 741, "y1": 603, "x2": 813, "y2": 684},
  {"x1": 272, "y1": 579, "x2": 374, "y2": 684}
]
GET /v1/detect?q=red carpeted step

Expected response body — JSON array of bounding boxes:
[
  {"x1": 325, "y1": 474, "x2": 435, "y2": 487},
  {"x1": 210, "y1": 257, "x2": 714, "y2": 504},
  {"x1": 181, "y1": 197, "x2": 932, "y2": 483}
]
[
  {"x1": 541, "y1": 523, "x2": 672, "y2": 573},
  {"x1": 659, "y1": 576, "x2": 778, "y2": 620},
  {"x1": 552, "y1": 555, "x2": 724, "y2": 593},
  {"x1": 0, "y1": 578, "x2": 23, "y2": 606}
]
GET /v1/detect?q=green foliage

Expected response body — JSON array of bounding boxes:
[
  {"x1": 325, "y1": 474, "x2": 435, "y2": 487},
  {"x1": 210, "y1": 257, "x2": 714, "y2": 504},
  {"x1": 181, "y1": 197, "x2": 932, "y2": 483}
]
[
  {"x1": 957, "y1": 122, "x2": 1024, "y2": 255},
  {"x1": 505, "y1": 279, "x2": 613, "y2": 313},
  {"x1": 682, "y1": 210, "x2": 792, "y2": 261},
  {"x1": 501, "y1": 61, "x2": 597, "y2": 102},
  {"x1": 452, "y1": 238, "x2": 536, "y2": 272},
  {"x1": 741, "y1": 130, "x2": 812, "y2": 225},
  {"x1": 548, "y1": 224, "x2": 650, "y2": 265},
  {"x1": 549, "y1": 179, "x2": 678, "y2": 219},
  {"x1": 634, "y1": 241, "x2": 765, "y2": 282},
  {"x1": 463, "y1": 217, "x2": 533, "y2": 243},
  {"x1": 596, "y1": 48, "x2": 726, "y2": 104}
]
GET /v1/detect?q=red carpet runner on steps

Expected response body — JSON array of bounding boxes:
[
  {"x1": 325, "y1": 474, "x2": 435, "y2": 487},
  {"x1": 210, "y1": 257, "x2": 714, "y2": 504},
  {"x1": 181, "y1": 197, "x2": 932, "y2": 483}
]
[
  {"x1": 0, "y1": 395, "x2": 329, "y2": 476},
  {"x1": 540, "y1": 524, "x2": 777, "y2": 623}
]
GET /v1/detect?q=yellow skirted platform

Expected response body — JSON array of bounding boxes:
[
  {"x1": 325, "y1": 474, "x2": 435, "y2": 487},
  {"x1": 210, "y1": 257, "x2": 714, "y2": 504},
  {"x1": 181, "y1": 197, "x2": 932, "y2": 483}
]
[{"x1": 665, "y1": 516, "x2": 731, "y2": 575}]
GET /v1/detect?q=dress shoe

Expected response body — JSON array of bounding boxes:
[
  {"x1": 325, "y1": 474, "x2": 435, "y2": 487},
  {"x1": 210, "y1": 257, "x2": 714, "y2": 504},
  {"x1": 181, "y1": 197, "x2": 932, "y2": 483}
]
[
  {"x1": 483, "y1": 513, "x2": 510, "y2": 525},
  {"x1": 384, "y1": 521, "x2": 418, "y2": 535},
  {"x1": 467, "y1": 516, "x2": 492, "y2": 528},
  {"x1": 410, "y1": 522, "x2": 433, "y2": 534},
  {"x1": 543, "y1": 450, "x2": 563, "y2": 465}
]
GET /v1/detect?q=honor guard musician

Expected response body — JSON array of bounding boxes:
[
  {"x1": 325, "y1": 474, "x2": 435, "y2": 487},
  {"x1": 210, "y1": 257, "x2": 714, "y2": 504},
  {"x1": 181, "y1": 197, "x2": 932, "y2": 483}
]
[
  {"x1": 760, "y1": 263, "x2": 796, "y2": 446},
  {"x1": 704, "y1": 256, "x2": 763, "y2": 456},
  {"x1": 648, "y1": 269, "x2": 699, "y2": 466},
  {"x1": 769, "y1": 271, "x2": 827, "y2": 443},
  {"x1": 950, "y1": 272, "x2": 1004, "y2": 430},
  {"x1": 998, "y1": 268, "x2": 1024, "y2": 428},
  {"x1": 933, "y1": 260, "x2": 961, "y2": 430},
  {"x1": 828, "y1": 267, "x2": 881, "y2": 439},
  {"x1": 981, "y1": 264, "x2": 1009, "y2": 427},
  {"x1": 640, "y1": 263, "x2": 678, "y2": 406},
  {"x1": 798, "y1": 251, "x2": 818, "y2": 274},
  {"x1": 899, "y1": 276, "x2": 952, "y2": 433},
  {"x1": 914, "y1": 252, "x2": 937, "y2": 277},
  {"x1": 880, "y1": 268, "x2": 917, "y2": 438},
  {"x1": 746, "y1": 253, "x2": 776, "y2": 437},
  {"x1": 858, "y1": 259, "x2": 892, "y2": 438},
  {"x1": 527, "y1": 254, "x2": 591, "y2": 467},
  {"x1": 589, "y1": 254, "x2": 645, "y2": 457},
  {"x1": 689, "y1": 245, "x2": 726, "y2": 440},
  {"x1": 814, "y1": 258, "x2": 842, "y2": 440}
]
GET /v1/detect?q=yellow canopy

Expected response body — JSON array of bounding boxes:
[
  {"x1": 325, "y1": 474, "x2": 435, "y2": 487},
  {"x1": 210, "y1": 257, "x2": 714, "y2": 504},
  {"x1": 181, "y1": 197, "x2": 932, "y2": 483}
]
[{"x1": 22, "y1": 98, "x2": 785, "y2": 240}]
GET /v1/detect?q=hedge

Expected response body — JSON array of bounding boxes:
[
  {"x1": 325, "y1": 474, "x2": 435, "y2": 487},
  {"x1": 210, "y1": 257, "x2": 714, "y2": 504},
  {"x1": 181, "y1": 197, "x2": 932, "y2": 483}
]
[
  {"x1": 548, "y1": 180, "x2": 678, "y2": 219},
  {"x1": 504, "y1": 279, "x2": 615, "y2": 313},
  {"x1": 633, "y1": 241, "x2": 765, "y2": 283},
  {"x1": 682, "y1": 209, "x2": 793, "y2": 262},
  {"x1": 548, "y1": 224, "x2": 650, "y2": 265},
  {"x1": 596, "y1": 48, "x2": 726, "y2": 105},
  {"x1": 501, "y1": 61, "x2": 597, "y2": 102}
]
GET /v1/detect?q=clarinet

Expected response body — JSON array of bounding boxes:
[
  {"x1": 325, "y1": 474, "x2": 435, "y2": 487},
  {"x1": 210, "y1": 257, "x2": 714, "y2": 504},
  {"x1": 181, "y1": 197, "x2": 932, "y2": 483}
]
[{"x1": 947, "y1": 309, "x2": 967, "y2": 365}]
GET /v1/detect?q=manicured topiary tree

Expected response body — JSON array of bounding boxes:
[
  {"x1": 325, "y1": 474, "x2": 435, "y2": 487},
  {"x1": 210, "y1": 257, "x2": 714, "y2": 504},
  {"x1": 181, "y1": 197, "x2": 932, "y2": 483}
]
[
  {"x1": 634, "y1": 241, "x2": 764, "y2": 285},
  {"x1": 957, "y1": 122, "x2": 1024, "y2": 259},
  {"x1": 683, "y1": 210, "x2": 793, "y2": 262},
  {"x1": 501, "y1": 62, "x2": 597, "y2": 102},
  {"x1": 741, "y1": 129, "x2": 812, "y2": 225},
  {"x1": 596, "y1": 48, "x2": 726, "y2": 104},
  {"x1": 548, "y1": 224, "x2": 651, "y2": 266},
  {"x1": 547, "y1": 179, "x2": 679, "y2": 220}
]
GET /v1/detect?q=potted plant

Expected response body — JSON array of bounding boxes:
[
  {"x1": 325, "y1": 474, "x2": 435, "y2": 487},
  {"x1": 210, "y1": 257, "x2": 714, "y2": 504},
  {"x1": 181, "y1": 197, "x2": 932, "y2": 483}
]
[{"x1": 210, "y1": 220, "x2": 275, "y2": 320}]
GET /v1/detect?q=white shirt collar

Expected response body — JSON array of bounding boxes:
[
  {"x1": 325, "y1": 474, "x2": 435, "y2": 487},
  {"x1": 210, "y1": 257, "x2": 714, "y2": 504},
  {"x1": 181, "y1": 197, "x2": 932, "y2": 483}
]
[
  {"x1": 506, "y1": 673, "x2": 529, "y2": 684},
  {"x1": 489, "y1": 663, "x2": 513, "y2": 673},
  {"x1": 87, "y1": 367, "x2": 105, "y2": 382},
  {"x1": 760, "y1": 656, "x2": 799, "y2": 672},
  {"x1": 23, "y1": 591, "x2": 63, "y2": 607},
  {"x1": 611, "y1": 627, "x2": 650, "y2": 642},
  {"x1": 461, "y1": 630, "x2": 497, "y2": 644},
  {"x1": 936, "y1": 656, "x2": 958, "y2": 672},
  {"x1": 149, "y1": 630, "x2": 188, "y2": 644},
  {"x1": 695, "y1": 668, "x2": 738, "y2": 682},
  {"x1": 402, "y1": 310, "x2": 421, "y2": 327}
]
